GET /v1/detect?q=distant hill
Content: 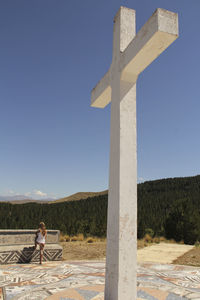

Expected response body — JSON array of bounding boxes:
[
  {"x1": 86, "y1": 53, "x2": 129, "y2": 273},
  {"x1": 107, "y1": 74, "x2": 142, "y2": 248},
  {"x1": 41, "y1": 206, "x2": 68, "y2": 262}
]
[
  {"x1": 0, "y1": 195, "x2": 33, "y2": 202},
  {"x1": 8, "y1": 199, "x2": 50, "y2": 204},
  {"x1": 0, "y1": 191, "x2": 108, "y2": 204},
  {"x1": 51, "y1": 190, "x2": 108, "y2": 203},
  {"x1": 0, "y1": 196, "x2": 53, "y2": 204}
]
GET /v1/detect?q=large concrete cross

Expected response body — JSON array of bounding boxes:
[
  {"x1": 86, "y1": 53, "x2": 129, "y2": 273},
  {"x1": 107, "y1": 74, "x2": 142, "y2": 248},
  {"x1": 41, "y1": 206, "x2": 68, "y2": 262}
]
[{"x1": 91, "y1": 7, "x2": 178, "y2": 300}]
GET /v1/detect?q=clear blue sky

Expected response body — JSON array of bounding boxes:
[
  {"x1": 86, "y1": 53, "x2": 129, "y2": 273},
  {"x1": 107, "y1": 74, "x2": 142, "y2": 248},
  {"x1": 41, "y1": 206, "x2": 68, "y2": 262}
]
[{"x1": 0, "y1": 0, "x2": 199, "y2": 199}]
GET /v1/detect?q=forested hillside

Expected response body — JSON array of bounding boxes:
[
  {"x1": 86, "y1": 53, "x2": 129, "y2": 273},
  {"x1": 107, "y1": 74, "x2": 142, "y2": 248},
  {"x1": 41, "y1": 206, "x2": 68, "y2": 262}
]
[
  {"x1": 1, "y1": 175, "x2": 200, "y2": 244},
  {"x1": 137, "y1": 175, "x2": 200, "y2": 244},
  {"x1": 0, "y1": 195, "x2": 108, "y2": 237}
]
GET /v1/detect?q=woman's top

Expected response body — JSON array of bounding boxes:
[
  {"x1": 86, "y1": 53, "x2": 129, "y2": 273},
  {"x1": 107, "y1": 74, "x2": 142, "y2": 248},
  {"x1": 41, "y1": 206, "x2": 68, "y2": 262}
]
[{"x1": 36, "y1": 231, "x2": 46, "y2": 244}]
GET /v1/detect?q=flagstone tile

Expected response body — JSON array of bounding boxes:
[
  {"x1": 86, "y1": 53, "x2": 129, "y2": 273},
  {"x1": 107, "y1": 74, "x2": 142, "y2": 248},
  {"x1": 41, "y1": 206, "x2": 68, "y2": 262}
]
[
  {"x1": 0, "y1": 288, "x2": 3, "y2": 300},
  {"x1": 0, "y1": 261, "x2": 200, "y2": 299}
]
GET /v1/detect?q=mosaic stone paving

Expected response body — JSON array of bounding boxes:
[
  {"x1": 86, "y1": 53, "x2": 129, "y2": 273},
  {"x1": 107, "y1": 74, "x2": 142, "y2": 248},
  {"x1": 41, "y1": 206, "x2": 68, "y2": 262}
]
[{"x1": 0, "y1": 260, "x2": 200, "y2": 299}]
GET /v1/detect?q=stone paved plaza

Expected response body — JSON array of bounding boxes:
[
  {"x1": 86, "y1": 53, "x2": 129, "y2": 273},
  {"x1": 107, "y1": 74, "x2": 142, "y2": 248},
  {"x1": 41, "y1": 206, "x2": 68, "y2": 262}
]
[{"x1": 0, "y1": 260, "x2": 200, "y2": 299}]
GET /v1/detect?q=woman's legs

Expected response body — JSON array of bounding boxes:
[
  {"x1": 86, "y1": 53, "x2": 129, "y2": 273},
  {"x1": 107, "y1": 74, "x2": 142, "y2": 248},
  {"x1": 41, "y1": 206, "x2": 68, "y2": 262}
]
[
  {"x1": 33, "y1": 241, "x2": 39, "y2": 250},
  {"x1": 39, "y1": 243, "x2": 44, "y2": 264}
]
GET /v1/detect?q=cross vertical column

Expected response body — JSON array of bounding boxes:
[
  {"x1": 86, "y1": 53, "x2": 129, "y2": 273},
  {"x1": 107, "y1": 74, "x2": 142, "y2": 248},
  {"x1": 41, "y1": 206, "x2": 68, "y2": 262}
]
[
  {"x1": 105, "y1": 8, "x2": 137, "y2": 300},
  {"x1": 91, "y1": 6, "x2": 178, "y2": 300}
]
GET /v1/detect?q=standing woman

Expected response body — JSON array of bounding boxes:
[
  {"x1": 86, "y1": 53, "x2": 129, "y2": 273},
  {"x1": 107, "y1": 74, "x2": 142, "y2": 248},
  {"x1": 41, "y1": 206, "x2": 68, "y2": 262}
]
[{"x1": 35, "y1": 222, "x2": 47, "y2": 264}]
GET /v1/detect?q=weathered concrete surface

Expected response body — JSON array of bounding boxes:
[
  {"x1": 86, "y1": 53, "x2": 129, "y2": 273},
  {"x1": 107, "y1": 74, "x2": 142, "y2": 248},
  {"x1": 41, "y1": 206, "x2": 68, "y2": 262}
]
[
  {"x1": 0, "y1": 229, "x2": 60, "y2": 245},
  {"x1": 91, "y1": 6, "x2": 178, "y2": 300},
  {"x1": 0, "y1": 230, "x2": 62, "y2": 264},
  {"x1": 137, "y1": 243, "x2": 194, "y2": 264}
]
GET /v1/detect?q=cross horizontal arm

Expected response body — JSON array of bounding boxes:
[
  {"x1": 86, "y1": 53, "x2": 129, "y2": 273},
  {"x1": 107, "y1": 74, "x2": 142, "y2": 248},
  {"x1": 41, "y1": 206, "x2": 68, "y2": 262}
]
[
  {"x1": 120, "y1": 8, "x2": 178, "y2": 82},
  {"x1": 91, "y1": 70, "x2": 111, "y2": 108}
]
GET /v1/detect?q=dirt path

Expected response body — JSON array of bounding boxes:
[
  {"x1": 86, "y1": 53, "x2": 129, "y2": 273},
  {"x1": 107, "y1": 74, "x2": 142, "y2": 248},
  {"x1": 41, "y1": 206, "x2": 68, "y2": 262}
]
[{"x1": 137, "y1": 243, "x2": 194, "y2": 264}]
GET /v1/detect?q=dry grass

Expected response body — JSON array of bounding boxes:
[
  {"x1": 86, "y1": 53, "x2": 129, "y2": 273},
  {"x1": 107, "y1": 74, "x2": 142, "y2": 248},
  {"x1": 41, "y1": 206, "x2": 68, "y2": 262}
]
[
  {"x1": 60, "y1": 240, "x2": 106, "y2": 260},
  {"x1": 77, "y1": 233, "x2": 84, "y2": 241},
  {"x1": 60, "y1": 237, "x2": 157, "y2": 260},
  {"x1": 144, "y1": 234, "x2": 153, "y2": 243},
  {"x1": 169, "y1": 239, "x2": 176, "y2": 244},
  {"x1": 152, "y1": 237, "x2": 160, "y2": 244},
  {"x1": 159, "y1": 236, "x2": 167, "y2": 242},
  {"x1": 137, "y1": 237, "x2": 161, "y2": 249},
  {"x1": 60, "y1": 235, "x2": 66, "y2": 242},
  {"x1": 70, "y1": 236, "x2": 78, "y2": 242},
  {"x1": 60, "y1": 235, "x2": 188, "y2": 261},
  {"x1": 86, "y1": 237, "x2": 95, "y2": 243},
  {"x1": 137, "y1": 239, "x2": 147, "y2": 249},
  {"x1": 52, "y1": 190, "x2": 108, "y2": 204},
  {"x1": 64, "y1": 235, "x2": 70, "y2": 242},
  {"x1": 60, "y1": 234, "x2": 104, "y2": 243}
]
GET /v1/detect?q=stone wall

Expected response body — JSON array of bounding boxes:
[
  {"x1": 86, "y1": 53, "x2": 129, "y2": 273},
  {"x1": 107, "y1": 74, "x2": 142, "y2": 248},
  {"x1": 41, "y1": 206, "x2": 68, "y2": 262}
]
[
  {"x1": 0, "y1": 229, "x2": 62, "y2": 264},
  {"x1": 0, "y1": 229, "x2": 59, "y2": 245}
]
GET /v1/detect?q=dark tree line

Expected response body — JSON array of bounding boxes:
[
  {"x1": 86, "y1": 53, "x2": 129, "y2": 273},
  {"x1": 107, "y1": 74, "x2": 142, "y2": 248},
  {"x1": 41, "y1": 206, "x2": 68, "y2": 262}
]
[
  {"x1": 0, "y1": 195, "x2": 107, "y2": 237},
  {"x1": 1, "y1": 175, "x2": 200, "y2": 244}
]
